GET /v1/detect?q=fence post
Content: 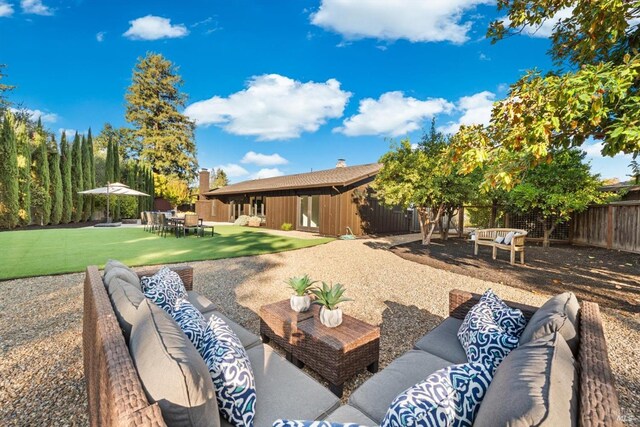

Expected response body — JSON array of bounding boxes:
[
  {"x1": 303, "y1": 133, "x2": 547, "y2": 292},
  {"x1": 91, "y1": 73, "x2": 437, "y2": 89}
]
[{"x1": 606, "y1": 205, "x2": 613, "y2": 249}]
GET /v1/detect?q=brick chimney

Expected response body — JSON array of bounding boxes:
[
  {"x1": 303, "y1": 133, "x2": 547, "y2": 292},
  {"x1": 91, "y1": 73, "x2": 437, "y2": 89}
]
[
  {"x1": 199, "y1": 168, "x2": 210, "y2": 196},
  {"x1": 336, "y1": 158, "x2": 347, "y2": 168}
]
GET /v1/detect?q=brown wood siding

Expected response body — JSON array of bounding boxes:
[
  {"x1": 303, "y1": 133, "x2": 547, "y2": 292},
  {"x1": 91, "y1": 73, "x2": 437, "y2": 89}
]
[
  {"x1": 572, "y1": 203, "x2": 640, "y2": 254},
  {"x1": 196, "y1": 199, "x2": 229, "y2": 222},
  {"x1": 265, "y1": 195, "x2": 297, "y2": 230}
]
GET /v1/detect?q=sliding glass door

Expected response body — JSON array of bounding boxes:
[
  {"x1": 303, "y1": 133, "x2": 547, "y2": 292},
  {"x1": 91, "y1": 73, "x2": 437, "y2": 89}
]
[{"x1": 299, "y1": 195, "x2": 320, "y2": 231}]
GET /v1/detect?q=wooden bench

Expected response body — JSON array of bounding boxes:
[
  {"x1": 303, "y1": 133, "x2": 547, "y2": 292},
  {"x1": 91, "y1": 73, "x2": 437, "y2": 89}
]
[{"x1": 474, "y1": 228, "x2": 528, "y2": 265}]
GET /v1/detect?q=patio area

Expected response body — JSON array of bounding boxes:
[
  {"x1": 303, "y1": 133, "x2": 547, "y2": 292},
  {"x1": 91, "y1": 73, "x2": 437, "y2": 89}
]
[{"x1": 0, "y1": 237, "x2": 638, "y2": 425}]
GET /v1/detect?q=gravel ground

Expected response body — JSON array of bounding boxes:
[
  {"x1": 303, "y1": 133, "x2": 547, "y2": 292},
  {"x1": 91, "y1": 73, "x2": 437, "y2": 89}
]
[{"x1": 1, "y1": 238, "x2": 638, "y2": 425}]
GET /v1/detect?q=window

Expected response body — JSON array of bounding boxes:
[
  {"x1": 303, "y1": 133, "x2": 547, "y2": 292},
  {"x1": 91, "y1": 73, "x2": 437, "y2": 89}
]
[{"x1": 250, "y1": 196, "x2": 265, "y2": 216}]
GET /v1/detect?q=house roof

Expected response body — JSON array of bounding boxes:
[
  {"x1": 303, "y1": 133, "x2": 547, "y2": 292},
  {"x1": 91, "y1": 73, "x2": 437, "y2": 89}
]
[
  {"x1": 600, "y1": 181, "x2": 640, "y2": 192},
  {"x1": 204, "y1": 163, "x2": 382, "y2": 196}
]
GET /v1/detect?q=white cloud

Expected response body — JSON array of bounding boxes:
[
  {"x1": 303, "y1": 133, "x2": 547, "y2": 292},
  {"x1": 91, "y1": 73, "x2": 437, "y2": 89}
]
[
  {"x1": 505, "y1": 7, "x2": 573, "y2": 39},
  {"x1": 58, "y1": 128, "x2": 86, "y2": 138},
  {"x1": 440, "y1": 91, "x2": 495, "y2": 134},
  {"x1": 185, "y1": 74, "x2": 351, "y2": 141},
  {"x1": 0, "y1": 1, "x2": 14, "y2": 17},
  {"x1": 582, "y1": 140, "x2": 631, "y2": 159},
  {"x1": 310, "y1": 0, "x2": 492, "y2": 44},
  {"x1": 21, "y1": 0, "x2": 52, "y2": 16},
  {"x1": 241, "y1": 151, "x2": 288, "y2": 166},
  {"x1": 96, "y1": 31, "x2": 106, "y2": 42},
  {"x1": 213, "y1": 163, "x2": 249, "y2": 178},
  {"x1": 123, "y1": 15, "x2": 189, "y2": 41},
  {"x1": 252, "y1": 168, "x2": 285, "y2": 180},
  {"x1": 335, "y1": 91, "x2": 454, "y2": 137},
  {"x1": 11, "y1": 108, "x2": 58, "y2": 123}
]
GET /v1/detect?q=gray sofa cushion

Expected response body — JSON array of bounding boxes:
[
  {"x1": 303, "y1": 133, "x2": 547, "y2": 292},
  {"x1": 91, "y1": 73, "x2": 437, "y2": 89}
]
[
  {"x1": 324, "y1": 405, "x2": 378, "y2": 425},
  {"x1": 519, "y1": 292, "x2": 580, "y2": 354},
  {"x1": 474, "y1": 332, "x2": 578, "y2": 427},
  {"x1": 107, "y1": 277, "x2": 145, "y2": 343},
  {"x1": 187, "y1": 290, "x2": 216, "y2": 313},
  {"x1": 348, "y1": 350, "x2": 451, "y2": 423},
  {"x1": 130, "y1": 300, "x2": 220, "y2": 427},
  {"x1": 218, "y1": 344, "x2": 340, "y2": 426},
  {"x1": 203, "y1": 310, "x2": 261, "y2": 350},
  {"x1": 103, "y1": 266, "x2": 140, "y2": 290},
  {"x1": 413, "y1": 317, "x2": 467, "y2": 364},
  {"x1": 104, "y1": 259, "x2": 133, "y2": 274}
]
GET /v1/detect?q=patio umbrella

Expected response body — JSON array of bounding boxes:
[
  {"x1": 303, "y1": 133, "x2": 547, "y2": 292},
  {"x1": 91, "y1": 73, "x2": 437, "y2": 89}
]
[{"x1": 79, "y1": 182, "x2": 150, "y2": 224}]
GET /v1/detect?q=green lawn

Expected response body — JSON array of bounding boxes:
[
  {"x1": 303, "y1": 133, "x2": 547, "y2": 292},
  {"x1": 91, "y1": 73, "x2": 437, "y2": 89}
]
[{"x1": 0, "y1": 226, "x2": 333, "y2": 280}]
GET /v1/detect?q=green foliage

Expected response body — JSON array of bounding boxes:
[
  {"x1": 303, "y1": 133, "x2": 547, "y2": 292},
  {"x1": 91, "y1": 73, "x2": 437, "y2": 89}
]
[
  {"x1": 629, "y1": 160, "x2": 640, "y2": 184},
  {"x1": 375, "y1": 121, "x2": 481, "y2": 244},
  {"x1": 281, "y1": 222, "x2": 294, "y2": 231},
  {"x1": 156, "y1": 175, "x2": 192, "y2": 209},
  {"x1": 31, "y1": 129, "x2": 51, "y2": 225},
  {"x1": 15, "y1": 121, "x2": 31, "y2": 226},
  {"x1": 113, "y1": 138, "x2": 121, "y2": 220},
  {"x1": 507, "y1": 149, "x2": 615, "y2": 246},
  {"x1": 48, "y1": 137, "x2": 63, "y2": 225},
  {"x1": 0, "y1": 113, "x2": 20, "y2": 229},
  {"x1": 285, "y1": 274, "x2": 317, "y2": 296},
  {"x1": 60, "y1": 132, "x2": 73, "y2": 224},
  {"x1": 71, "y1": 133, "x2": 84, "y2": 222},
  {"x1": 210, "y1": 168, "x2": 229, "y2": 189},
  {"x1": 311, "y1": 282, "x2": 353, "y2": 310},
  {"x1": 0, "y1": 64, "x2": 15, "y2": 113},
  {"x1": 82, "y1": 135, "x2": 92, "y2": 221},
  {"x1": 125, "y1": 52, "x2": 198, "y2": 182},
  {"x1": 94, "y1": 123, "x2": 140, "y2": 161}
]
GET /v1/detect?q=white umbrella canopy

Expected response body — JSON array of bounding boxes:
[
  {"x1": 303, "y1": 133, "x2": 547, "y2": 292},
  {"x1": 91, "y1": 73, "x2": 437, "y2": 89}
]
[{"x1": 79, "y1": 182, "x2": 150, "y2": 224}]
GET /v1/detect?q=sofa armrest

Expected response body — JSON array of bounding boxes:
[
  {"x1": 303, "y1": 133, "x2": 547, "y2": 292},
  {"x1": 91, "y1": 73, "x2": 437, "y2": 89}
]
[
  {"x1": 578, "y1": 301, "x2": 622, "y2": 427},
  {"x1": 136, "y1": 265, "x2": 194, "y2": 291},
  {"x1": 448, "y1": 289, "x2": 538, "y2": 320}
]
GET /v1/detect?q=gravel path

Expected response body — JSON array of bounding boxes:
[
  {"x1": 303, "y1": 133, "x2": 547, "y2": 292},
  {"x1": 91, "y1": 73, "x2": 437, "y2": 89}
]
[{"x1": 1, "y1": 238, "x2": 638, "y2": 425}]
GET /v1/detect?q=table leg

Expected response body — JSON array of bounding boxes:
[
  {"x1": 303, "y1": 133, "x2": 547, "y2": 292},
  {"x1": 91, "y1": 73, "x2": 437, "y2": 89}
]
[
  {"x1": 329, "y1": 383, "x2": 344, "y2": 398},
  {"x1": 367, "y1": 361, "x2": 379, "y2": 373}
]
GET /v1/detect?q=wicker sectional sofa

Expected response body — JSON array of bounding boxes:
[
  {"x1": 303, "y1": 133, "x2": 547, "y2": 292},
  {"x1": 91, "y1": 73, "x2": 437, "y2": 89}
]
[{"x1": 83, "y1": 264, "x2": 621, "y2": 426}]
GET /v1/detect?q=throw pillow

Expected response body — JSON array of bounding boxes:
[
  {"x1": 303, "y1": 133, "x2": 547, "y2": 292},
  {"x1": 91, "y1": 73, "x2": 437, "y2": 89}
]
[
  {"x1": 173, "y1": 298, "x2": 207, "y2": 351},
  {"x1": 103, "y1": 266, "x2": 140, "y2": 290},
  {"x1": 503, "y1": 231, "x2": 515, "y2": 245},
  {"x1": 104, "y1": 259, "x2": 133, "y2": 274},
  {"x1": 381, "y1": 362, "x2": 493, "y2": 427},
  {"x1": 458, "y1": 302, "x2": 519, "y2": 373},
  {"x1": 201, "y1": 313, "x2": 256, "y2": 426},
  {"x1": 274, "y1": 422, "x2": 368, "y2": 427},
  {"x1": 480, "y1": 289, "x2": 526, "y2": 338},
  {"x1": 494, "y1": 236, "x2": 504, "y2": 244},
  {"x1": 141, "y1": 267, "x2": 188, "y2": 315},
  {"x1": 107, "y1": 277, "x2": 145, "y2": 343}
]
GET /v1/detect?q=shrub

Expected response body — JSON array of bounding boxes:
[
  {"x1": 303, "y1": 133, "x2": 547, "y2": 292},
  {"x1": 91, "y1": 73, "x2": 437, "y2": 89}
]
[
  {"x1": 234, "y1": 215, "x2": 251, "y2": 226},
  {"x1": 281, "y1": 222, "x2": 293, "y2": 231}
]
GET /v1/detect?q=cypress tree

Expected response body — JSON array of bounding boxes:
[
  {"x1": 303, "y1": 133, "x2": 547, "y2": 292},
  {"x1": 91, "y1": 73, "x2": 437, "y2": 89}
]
[
  {"x1": 15, "y1": 121, "x2": 31, "y2": 226},
  {"x1": 31, "y1": 129, "x2": 51, "y2": 225},
  {"x1": 82, "y1": 135, "x2": 92, "y2": 221},
  {"x1": 105, "y1": 137, "x2": 113, "y2": 182},
  {"x1": 87, "y1": 128, "x2": 95, "y2": 217},
  {"x1": 0, "y1": 113, "x2": 20, "y2": 229},
  {"x1": 71, "y1": 132, "x2": 83, "y2": 222},
  {"x1": 48, "y1": 136, "x2": 63, "y2": 225},
  {"x1": 149, "y1": 168, "x2": 155, "y2": 211},
  {"x1": 60, "y1": 132, "x2": 72, "y2": 224},
  {"x1": 113, "y1": 139, "x2": 121, "y2": 220}
]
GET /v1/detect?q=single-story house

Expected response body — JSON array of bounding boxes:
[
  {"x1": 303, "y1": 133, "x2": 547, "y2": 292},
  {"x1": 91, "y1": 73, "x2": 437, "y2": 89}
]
[{"x1": 195, "y1": 161, "x2": 410, "y2": 236}]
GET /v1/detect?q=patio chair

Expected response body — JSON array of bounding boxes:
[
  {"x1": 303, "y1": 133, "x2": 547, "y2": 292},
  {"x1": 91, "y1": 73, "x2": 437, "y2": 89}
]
[
  {"x1": 183, "y1": 213, "x2": 204, "y2": 237},
  {"x1": 159, "y1": 213, "x2": 177, "y2": 238}
]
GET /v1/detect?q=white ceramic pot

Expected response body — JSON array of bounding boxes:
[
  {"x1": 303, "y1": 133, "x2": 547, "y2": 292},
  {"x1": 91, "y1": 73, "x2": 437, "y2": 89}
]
[
  {"x1": 319, "y1": 306, "x2": 343, "y2": 328},
  {"x1": 290, "y1": 295, "x2": 311, "y2": 312}
]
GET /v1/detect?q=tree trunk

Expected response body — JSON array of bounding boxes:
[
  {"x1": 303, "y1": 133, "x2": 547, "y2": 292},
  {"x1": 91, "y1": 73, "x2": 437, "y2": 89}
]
[
  {"x1": 418, "y1": 204, "x2": 444, "y2": 245},
  {"x1": 541, "y1": 219, "x2": 557, "y2": 248}
]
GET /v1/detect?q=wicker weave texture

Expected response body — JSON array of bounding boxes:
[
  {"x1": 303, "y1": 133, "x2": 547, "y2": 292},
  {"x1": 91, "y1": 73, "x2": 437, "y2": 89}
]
[
  {"x1": 84, "y1": 265, "x2": 194, "y2": 427},
  {"x1": 448, "y1": 289, "x2": 621, "y2": 427}
]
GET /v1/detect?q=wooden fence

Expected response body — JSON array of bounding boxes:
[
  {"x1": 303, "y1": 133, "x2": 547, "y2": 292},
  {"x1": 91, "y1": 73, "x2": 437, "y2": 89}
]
[{"x1": 572, "y1": 201, "x2": 640, "y2": 254}]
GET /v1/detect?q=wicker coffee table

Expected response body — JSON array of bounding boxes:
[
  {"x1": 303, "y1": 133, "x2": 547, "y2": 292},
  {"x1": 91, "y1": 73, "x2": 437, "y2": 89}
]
[{"x1": 260, "y1": 299, "x2": 380, "y2": 397}]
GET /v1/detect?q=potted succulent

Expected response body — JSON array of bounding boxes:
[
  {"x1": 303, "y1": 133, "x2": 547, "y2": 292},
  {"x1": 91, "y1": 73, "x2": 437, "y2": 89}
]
[
  {"x1": 311, "y1": 282, "x2": 353, "y2": 328},
  {"x1": 285, "y1": 274, "x2": 317, "y2": 312}
]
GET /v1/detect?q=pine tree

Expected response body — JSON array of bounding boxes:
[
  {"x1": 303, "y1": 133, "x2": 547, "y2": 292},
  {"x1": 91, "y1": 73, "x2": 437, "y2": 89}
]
[
  {"x1": 60, "y1": 132, "x2": 72, "y2": 224},
  {"x1": 48, "y1": 136, "x2": 63, "y2": 225},
  {"x1": 125, "y1": 52, "x2": 198, "y2": 182},
  {"x1": 15, "y1": 120, "x2": 31, "y2": 226},
  {"x1": 0, "y1": 112, "x2": 20, "y2": 229},
  {"x1": 82, "y1": 135, "x2": 92, "y2": 221},
  {"x1": 71, "y1": 132, "x2": 83, "y2": 222},
  {"x1": 31, "y1": 128, "x2": 51, "y2": 225}
]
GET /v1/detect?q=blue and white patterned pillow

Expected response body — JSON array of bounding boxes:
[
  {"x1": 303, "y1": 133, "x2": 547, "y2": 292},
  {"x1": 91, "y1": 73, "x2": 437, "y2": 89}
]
[
  {"x1": 140, "y1": 267, "x2": 188, "y2": 315},
  {"x1": 457, "y1": 302, "x2": 519, "y2": 373},
  {"x1": 172, "y1": 298, "x2": 207, "y2": 351},
  {"x1": 480, "y1": 289, "x2": 526, "y2": 338},
  {"x1": 273, "y1": 421, "x2": 368, "y2": 427},
  {"x1": 201, "y1": 313, "x2": 256, "y2": 426},
  {"x1": 381, "y1": 362, "x2": 493, "y2": 427}
]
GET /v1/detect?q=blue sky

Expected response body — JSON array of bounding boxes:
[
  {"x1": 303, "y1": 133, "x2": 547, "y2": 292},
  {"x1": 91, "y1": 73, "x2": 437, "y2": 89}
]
[{"x1": 0, "y1": 0, "x2": 633, "y2": 182}]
